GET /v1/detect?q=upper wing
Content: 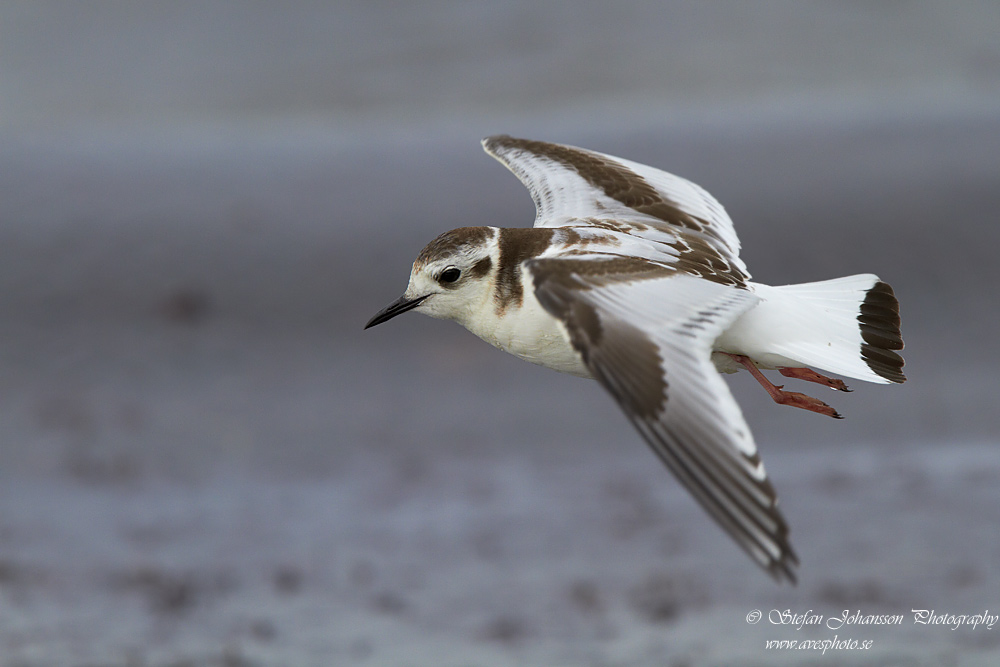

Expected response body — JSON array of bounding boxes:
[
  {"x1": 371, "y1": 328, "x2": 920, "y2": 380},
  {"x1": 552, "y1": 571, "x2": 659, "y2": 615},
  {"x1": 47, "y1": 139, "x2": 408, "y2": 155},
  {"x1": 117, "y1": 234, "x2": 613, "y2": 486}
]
[
  {"x1": 529, "y1": 260, "x2": 798, "y2": 582},
  {"x1": 483, "y1": 135, "x2": 747, "y2": 277}
]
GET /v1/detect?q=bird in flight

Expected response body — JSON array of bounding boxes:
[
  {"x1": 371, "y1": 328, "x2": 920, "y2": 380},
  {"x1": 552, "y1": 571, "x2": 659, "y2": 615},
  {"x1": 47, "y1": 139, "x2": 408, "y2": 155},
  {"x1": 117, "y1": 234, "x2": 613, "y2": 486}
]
[{"x1": 365, "y1": 135, "x2": 905, "y2": 583}]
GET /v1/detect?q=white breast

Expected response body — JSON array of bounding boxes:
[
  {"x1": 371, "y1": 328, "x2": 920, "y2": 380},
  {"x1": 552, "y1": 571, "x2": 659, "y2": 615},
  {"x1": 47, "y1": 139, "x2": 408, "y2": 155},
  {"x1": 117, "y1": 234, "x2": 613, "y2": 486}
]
[{"x1": 464, "y1": 272, "x2": 591, "y2": 378}]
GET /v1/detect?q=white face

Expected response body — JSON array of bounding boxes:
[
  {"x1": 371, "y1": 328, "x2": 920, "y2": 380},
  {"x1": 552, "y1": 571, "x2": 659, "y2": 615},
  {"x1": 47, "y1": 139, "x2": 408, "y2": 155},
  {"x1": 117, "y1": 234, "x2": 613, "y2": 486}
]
[
  {"x1": 364, "y1": 227, "x2": 497, "y2": 330},
  {"x1": 403, "y1": 249, "x2": 494, "y2": 324}
]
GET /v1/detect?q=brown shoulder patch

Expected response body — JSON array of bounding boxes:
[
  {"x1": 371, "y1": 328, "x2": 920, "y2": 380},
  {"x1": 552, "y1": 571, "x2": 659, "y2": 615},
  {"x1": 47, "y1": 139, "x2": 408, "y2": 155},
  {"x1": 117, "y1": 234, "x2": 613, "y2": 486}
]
[{"x1": 495, "y1": 227, "x2": 555, "y2": 313}]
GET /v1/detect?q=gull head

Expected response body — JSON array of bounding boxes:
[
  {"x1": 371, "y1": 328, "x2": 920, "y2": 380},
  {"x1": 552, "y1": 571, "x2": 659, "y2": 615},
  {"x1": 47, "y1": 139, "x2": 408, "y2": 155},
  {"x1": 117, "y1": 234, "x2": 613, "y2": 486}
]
[{"x1": 365, "y1": 226, "x2": 498, "y2": 329}]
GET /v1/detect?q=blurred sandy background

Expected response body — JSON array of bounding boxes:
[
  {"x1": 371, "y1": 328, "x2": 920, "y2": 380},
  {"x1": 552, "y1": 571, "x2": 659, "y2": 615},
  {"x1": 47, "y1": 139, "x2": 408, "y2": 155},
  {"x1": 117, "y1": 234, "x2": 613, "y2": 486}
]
[{"x1": 2, "y1": 2, "x2": 1000, "y2": 665}]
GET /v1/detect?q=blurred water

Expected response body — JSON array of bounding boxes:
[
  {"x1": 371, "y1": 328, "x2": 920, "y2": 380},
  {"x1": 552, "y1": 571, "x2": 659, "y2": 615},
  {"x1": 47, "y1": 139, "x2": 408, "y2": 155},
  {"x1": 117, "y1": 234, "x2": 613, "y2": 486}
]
[
  {"x1": 2, "y1": 2, "x2": 999, "y2": 664},
  {"x1": 3, "y1": 2, "x2": 999, "y2": 130},
  {"x1": 2, "y1": 104, "x2": 998, "y2": 479}
]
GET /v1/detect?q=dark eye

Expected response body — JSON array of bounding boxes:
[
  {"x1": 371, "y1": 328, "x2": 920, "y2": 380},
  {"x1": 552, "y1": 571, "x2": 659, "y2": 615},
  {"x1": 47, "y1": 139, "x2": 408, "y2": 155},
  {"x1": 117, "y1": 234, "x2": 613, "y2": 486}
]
[{"x1": 439, "y1": 267, "x2": 461, "y2": 284}]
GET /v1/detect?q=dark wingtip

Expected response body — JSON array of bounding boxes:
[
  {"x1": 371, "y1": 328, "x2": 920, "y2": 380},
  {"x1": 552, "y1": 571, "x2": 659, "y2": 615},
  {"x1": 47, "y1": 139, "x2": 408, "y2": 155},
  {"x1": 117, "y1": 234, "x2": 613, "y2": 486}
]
[
  {"x1": 775, "y1": 565, "x2": 799, "y2": 586},
  {"x1": 764, "y1": 540, "x2": 800, "y2": 585}
]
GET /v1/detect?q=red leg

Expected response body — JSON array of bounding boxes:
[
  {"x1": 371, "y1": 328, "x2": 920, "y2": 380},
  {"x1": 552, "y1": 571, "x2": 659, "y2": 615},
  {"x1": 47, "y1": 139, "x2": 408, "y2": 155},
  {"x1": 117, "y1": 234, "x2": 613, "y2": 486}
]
[
  {"x1": 779, "y1": 367, "x2": 851, "y2": 392},
  {"x1": 725, "y1": 354, "x2": 843, "y2": 419}
]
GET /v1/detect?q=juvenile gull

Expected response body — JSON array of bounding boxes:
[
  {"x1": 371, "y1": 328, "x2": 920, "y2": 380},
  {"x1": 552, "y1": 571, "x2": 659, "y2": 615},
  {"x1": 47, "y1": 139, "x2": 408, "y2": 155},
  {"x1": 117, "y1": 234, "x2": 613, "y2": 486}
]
[{"x1": 366, "y1": 135, "x2": 905, "y2": 583}]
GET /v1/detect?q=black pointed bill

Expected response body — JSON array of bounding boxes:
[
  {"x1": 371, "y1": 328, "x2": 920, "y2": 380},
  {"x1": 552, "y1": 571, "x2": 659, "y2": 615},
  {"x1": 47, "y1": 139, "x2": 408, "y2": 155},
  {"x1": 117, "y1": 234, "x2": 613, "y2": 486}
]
[{"x1": 364, "y1": 294, "x2": 429, "y2": 329}]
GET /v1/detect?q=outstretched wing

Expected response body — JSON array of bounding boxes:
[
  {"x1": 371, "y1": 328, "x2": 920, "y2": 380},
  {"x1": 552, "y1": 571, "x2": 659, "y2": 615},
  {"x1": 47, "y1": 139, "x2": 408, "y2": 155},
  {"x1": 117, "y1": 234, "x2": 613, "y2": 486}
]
[
  {"x1": 483, "y1": 134, "x2": 747, "y2": 280},
  {"x1": 529, "y1": 260, "x2": 798, "y2": 582}
]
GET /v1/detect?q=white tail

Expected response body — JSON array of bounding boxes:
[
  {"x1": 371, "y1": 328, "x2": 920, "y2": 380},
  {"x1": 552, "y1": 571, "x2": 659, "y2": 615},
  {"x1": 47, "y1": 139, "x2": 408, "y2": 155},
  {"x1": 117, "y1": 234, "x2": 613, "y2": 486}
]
[{"x1": 718, "y1": 274, "x2": 905, "y2": 384}]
